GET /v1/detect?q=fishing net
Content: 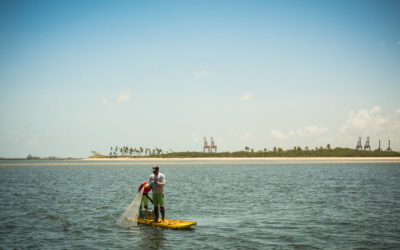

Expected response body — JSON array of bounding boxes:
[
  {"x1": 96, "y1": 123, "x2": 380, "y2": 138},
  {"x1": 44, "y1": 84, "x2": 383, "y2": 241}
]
[{"x1": 116, "y1": 188, "x2": 144, "y2": 227}]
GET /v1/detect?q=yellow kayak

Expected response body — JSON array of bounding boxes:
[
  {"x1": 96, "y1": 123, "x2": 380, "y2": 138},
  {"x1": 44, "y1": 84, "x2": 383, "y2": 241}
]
[
  {"x1": 128, "y1": 210, "x2": 196, "y2": 229},
  {"x1": 137, "y1": 218, "x2": 196, "y2": 230}
]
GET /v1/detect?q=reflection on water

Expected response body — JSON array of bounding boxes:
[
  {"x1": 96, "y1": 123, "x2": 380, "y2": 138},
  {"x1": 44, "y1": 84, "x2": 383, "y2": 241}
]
[
  {"x1": 1, "y1": 161, "x2": 400, "y2": 249},
  {"x1": 136, "y1": 227, "x2": 165, "y2": 249}
]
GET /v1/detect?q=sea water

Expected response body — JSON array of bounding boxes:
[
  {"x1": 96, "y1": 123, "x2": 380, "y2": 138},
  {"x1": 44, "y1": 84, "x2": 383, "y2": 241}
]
[{"x1": 1, "y1": 160, "x2": 400, "y2": 249}]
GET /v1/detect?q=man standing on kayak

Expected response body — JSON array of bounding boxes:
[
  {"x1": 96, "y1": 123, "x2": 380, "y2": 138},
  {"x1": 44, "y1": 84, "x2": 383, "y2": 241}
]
[{"x1": 149, "y1": 166, "x2": 166, "y2": 222}]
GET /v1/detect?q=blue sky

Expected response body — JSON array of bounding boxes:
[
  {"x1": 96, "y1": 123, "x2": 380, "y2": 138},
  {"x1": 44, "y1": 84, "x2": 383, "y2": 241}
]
[{"x1": 1, "y1": 0, "x2": 399, "y2": 157}]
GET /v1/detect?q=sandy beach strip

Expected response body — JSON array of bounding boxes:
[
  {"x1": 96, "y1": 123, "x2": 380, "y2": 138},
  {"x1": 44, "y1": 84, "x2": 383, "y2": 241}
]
[
  {"x1": 1, "y1": 157, "x2": 400, "y2": 166},
  {"x1": 82, "y1": 157, "x2": 400, "y2": 163}
]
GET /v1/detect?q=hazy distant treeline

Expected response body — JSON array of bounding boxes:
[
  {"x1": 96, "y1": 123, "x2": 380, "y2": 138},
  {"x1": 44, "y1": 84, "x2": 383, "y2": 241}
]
[
  {"x1": 90, "y1": 145, "x2": 400, "y2": 158},
  {"x1": 90, "y1": 146, "x2": 164, "y2": 158},
  {"x1": 161, "y1": 147, "x2": 399, "y2": 158}
]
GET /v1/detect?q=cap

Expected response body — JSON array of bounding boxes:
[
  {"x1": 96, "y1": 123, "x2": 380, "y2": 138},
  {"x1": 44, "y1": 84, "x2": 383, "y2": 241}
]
[{"x1": 152, "y1": 166, "x2": 159, "y2": 171}]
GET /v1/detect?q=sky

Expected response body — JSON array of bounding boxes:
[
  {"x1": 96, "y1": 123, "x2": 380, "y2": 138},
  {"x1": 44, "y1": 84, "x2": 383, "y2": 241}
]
[{"x1": 1, "y1": 0, "x2": 400, "y2": 157}]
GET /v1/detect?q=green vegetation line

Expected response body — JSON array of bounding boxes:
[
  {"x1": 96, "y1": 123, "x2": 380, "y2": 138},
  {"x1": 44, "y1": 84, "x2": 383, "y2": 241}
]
[{"x1": 89, "y1": 145, "x2": 400, "y2": 158}]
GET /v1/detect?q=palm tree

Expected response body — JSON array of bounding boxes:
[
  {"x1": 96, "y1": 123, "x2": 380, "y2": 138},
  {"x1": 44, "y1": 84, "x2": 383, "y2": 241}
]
[
  {"x1": 129, "y1": 147, "x2": 133, "y2": 156},
  {"x1": 140, "y1": 147, "x2": 144, "y2": 156}
]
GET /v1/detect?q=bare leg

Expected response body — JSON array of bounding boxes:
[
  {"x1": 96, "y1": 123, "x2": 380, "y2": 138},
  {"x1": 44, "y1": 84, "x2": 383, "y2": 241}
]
[
  {"x1": 160, "y1": 207, "x2": 165, "y2": 221},
  {"x1": 153, "y1": 207, "x2": 159, "y2": 222}
]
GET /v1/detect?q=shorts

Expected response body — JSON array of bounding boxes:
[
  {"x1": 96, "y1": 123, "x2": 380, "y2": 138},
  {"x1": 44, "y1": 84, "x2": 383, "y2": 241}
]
[
  {"x1": 141, "y1": 195, "x2": 148, "y2": 207},
  {"x1": 152, "y1": 193, "x2": 164, "y2": 207}
]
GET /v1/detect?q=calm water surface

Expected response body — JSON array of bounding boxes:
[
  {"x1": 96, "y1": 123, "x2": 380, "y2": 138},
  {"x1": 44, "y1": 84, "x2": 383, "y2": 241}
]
[{"x1": 1, "y1": 160, "x2": 400, "y2": 249}]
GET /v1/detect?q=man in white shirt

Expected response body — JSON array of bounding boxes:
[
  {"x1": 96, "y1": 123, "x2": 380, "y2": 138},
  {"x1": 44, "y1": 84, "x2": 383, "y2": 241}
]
[{"x1": 149, "y1": 166, "x2": 166, "y2": 222}]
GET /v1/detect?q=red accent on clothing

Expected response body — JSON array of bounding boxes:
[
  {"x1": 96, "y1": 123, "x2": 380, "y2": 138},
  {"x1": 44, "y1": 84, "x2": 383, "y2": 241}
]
[{"x1": 138, "y1": 182, "x2": 152, "y2": 194}]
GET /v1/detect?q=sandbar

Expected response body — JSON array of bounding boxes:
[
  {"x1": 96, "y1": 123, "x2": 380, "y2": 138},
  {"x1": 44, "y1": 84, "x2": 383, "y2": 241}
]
[{"x1": 83, "y1": 157, "x2": 400, "y2": 163}]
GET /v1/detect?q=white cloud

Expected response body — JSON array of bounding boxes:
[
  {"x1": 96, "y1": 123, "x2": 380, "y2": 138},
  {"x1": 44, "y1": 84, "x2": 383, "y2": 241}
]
[
  {"x1": 397, "y1": 41, "x2": 400, "y2": 46},
  {"x1": 232, "y1": 107, "x2": 399, "y2": 150},
  {"x1": 189, "y1": 133, "x2": 202, "y2": 143},
  {"x1": 337, "y1": 106, "x2": 400, "y2": 149},
  {"x1": 101, "y1": 98, "x2": 110, "y2": 105},
  {"x1": 116, "y1": 89, "x2": 132, "y2": 104},
  {"x1": 102, "y1": 89, "x2": 132, "y2": 105},
  {"x1": 124, "y1": 129, "x2": 133, "y2": 135},
  {"x1": 270, "y1": 126, "x2": 329, "y2": 140},
  {"x1": 340, "y1": 106, "x2": 387, "y2": 135},
  {"x1": 1, "y1": 131, "x2": 42, "y2": 145},
  {"x1": 228, "y1": 129, "x2": 254, "y2": 140},
  {"x1": 237, "y1": 92, "x2": 253, "y2": 102},
  {"x1": 270, "y1": 130, "x2": 288, "y2": 139},
  {"x1": 26, "y1": 133, "x2": 41, "y2": 145},
  {"x1": 389, "y1": 109, "x2": 400, "y2": 131},
  {"x1": 0, "y1": 131, "x2": 23, "y2": 144},
  {"x1": 228, "y1": 129, "x2": 240, "y2": 137},
  {"x1": 241, "y1": 132, "x2": 253, "y2": 140},
  {"x1": 193, "y1": 71, "x2": 211, "y2": 78},
  {"x1": 379, "y1": 40, "x2": 386, "y2": 46},
  {"x1": 304, "y1": 126, "x2": 329, "y2": 136}
]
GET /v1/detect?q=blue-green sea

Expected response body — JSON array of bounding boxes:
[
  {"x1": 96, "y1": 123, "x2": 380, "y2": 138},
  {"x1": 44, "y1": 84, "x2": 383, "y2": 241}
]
[{"x1": 1, "y1": 160, "x2": 400, "y2": 249}]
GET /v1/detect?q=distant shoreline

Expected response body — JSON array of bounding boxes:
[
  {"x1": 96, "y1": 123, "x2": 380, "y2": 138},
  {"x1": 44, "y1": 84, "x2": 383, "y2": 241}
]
[
  {"x1": 83, "y1": 157, "x2": 400, "y2": 163},
  {"x1": 1, "y1": 157, "x2": 400, "y2": 166},
  {"x1": 1, "y1": 157, "x2": 400, "y2": 164}
]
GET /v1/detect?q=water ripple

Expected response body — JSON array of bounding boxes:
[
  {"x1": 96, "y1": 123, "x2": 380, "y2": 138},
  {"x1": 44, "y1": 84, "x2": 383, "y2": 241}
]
[{"x1": 1, "y1": 162, "x2": 400, "y2": 248}]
